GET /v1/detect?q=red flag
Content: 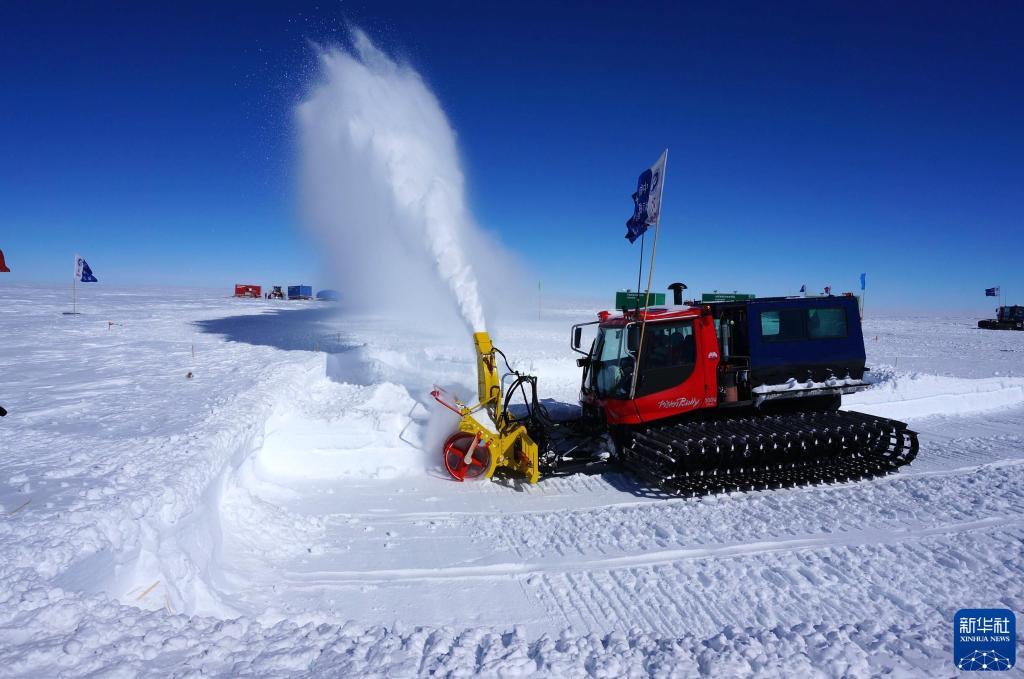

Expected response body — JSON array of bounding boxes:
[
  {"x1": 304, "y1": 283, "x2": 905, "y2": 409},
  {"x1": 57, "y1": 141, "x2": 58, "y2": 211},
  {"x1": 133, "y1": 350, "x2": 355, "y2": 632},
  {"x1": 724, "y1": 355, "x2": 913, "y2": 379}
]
[{"x1": 0, "y1": 249, "x2": 9, "y2": 272}]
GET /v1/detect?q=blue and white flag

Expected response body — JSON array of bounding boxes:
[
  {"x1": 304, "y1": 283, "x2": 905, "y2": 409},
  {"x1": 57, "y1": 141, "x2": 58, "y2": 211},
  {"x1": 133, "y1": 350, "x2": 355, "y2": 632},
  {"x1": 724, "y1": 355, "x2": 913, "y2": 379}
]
[
  {"x1": 985, "y1": 286, "x2": 1000, "y2": 297},
  {"x1": 799, "y1": 284, "x2": 806, "y2": 293},
  {"x1": 75, "y1": 254, "x2": 98, "y2": 283},
  {"x1": 625, "y1": 150, "x2": 668, "y2": 243},
  {"x1": 860, "y1": 273, "x2": 866, "y2": 291}
]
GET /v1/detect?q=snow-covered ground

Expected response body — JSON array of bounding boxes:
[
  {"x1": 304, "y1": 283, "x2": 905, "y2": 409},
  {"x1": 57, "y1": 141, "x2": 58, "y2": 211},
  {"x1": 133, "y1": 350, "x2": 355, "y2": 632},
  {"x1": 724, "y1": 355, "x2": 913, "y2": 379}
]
[{"x1": 1, "y1": 284, "x2": 1022, "y2": 677}]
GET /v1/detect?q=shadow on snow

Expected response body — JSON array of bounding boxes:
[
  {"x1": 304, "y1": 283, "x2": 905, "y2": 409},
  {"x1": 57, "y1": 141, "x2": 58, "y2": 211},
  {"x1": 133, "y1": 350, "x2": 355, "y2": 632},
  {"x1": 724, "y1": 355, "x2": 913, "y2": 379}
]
[{"x1": 193, "y1": 306, "x2": 354, "y2": 353}]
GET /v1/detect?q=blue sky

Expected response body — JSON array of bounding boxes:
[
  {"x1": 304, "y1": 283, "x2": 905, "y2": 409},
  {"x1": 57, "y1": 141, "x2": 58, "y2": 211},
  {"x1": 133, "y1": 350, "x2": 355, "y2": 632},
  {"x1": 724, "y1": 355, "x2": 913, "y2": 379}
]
[{"x1": 1, "y1": 1, "x2": 1021, "y2": 310}]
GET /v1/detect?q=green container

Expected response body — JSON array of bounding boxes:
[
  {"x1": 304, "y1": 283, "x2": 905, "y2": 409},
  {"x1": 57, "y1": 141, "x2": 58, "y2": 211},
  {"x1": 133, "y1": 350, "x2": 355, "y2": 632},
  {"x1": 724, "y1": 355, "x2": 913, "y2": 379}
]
[
  {"x1": 701, "y1": 292, "x2": 756, "y2": 302},
  {"x1": 616, "y1": 290, "x2": 666, "y2": 309}
]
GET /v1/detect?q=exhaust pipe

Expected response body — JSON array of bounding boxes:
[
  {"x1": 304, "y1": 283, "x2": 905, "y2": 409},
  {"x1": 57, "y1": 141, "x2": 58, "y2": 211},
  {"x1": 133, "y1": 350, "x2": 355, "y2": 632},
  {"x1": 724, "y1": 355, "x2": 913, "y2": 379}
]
[{"x1": 668, "y1": 282, "x2": 687, "y2": 305}]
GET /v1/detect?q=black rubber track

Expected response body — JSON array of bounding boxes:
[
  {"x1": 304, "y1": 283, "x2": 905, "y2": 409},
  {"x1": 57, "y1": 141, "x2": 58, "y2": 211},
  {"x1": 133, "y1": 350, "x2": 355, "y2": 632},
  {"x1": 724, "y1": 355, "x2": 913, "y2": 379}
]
[{"x1": 618, "y1": 410, "x2": 919, "y2": 497}]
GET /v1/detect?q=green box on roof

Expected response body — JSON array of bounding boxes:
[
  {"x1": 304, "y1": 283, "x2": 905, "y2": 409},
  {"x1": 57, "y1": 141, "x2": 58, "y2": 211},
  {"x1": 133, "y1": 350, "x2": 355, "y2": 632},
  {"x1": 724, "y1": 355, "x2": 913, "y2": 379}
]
[
  {"x1": 616, "y1": 290, "x2": 666, "y2": 309},
  {"x1": 701, "y1": 292, "x2": 756, "y2": 302}
]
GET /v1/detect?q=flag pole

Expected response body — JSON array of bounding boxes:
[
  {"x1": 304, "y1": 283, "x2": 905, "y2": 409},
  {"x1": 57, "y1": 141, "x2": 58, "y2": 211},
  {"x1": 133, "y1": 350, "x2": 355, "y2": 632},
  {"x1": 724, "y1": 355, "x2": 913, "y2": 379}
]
[
  {"x1": 629, "y1": 215, "x2": 662, "y2": 399},
  {"x1": 629, "y1": 152, "x2": 668, "y2": 400},
  {"x1": 635, "y1": 231, "x2": 645, "y2": 315},
  {"x1": 862, "y1": 274, "x2": 866, "y2": 320},
  {"x1": 72, "y1": 257, "x2": 77, "y2": 315}
]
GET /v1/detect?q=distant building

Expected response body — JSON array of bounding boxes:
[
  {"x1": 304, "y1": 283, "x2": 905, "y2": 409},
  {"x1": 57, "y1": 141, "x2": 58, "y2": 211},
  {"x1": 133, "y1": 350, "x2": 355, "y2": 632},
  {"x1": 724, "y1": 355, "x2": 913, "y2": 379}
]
[
  {"x1": 287, "y1": 285, "x2": 313, "y2": 300},
  {"x1": 234, "y1": 284, "x2": 261, "y2": 298}
]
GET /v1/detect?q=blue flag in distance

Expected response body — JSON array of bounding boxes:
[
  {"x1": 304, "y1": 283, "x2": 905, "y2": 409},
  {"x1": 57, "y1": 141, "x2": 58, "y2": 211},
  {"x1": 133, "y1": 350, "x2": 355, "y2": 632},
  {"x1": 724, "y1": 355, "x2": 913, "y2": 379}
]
[{"x1": 75, "y1": 254, "x2": 98, "y2": 283}]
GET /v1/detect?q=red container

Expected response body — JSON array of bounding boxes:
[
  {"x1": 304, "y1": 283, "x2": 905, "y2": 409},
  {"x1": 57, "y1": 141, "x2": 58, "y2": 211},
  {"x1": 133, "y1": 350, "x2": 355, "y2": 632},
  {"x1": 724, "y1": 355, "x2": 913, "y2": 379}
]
[{"x1": 234, "y1": 284, "x2": 262, "y2": 298}]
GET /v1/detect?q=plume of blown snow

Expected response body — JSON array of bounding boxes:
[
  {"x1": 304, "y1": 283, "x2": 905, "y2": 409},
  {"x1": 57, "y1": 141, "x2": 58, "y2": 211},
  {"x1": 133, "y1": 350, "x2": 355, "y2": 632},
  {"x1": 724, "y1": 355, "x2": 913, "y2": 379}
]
[{"x1": 296, "y1": 30, "x2": 493, "y2": 334}]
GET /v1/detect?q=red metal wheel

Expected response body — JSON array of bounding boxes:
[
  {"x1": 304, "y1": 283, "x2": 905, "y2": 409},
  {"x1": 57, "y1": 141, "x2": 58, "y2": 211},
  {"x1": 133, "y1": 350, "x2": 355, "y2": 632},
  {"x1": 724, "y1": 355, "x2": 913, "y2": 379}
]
[{"x1": 443, "y1": 432, "x2": 491, "y2": 482}]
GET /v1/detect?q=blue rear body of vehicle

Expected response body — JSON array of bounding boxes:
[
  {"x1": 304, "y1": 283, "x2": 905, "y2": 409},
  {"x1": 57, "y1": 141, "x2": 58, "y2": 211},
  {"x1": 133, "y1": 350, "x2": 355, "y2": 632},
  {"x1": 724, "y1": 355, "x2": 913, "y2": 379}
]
[{"x1": 743, "y1": 296, "x2": 865, "y2": 385}]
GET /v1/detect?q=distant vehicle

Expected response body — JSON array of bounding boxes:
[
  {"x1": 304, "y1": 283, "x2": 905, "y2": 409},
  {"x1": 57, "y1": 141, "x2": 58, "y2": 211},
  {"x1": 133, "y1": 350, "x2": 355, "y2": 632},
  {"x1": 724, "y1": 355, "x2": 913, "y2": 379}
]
[
  {"x1": 288, "y1": 285, "x2": 313, "y2": 300},
  {"x1": 234, "y1": 284, "x2": 261, "y2": 298},
  {"x1": 978, "y1": 305, "x2": 1024, "y2": 331},
  {"x1": 269, "y1": 286, "x2": 285, "y2": 300},
  {"x1": 316, "y1": 289, "x2": 340, "y2": 301}
]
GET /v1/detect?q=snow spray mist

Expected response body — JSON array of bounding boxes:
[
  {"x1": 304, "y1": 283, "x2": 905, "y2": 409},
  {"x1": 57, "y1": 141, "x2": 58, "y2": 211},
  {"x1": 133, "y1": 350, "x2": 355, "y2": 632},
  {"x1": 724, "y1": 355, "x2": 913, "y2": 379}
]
[{"x1": 297, "y1": 30, "x2": 489, "y2": 333}]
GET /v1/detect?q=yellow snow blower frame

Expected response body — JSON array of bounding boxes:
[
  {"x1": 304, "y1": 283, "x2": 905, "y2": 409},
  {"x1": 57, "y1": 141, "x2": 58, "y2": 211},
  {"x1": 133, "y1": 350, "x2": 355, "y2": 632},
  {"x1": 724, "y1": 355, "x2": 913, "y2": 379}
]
[{"x1": 431, "y1": 332, "x2": 540, "y2": 483}]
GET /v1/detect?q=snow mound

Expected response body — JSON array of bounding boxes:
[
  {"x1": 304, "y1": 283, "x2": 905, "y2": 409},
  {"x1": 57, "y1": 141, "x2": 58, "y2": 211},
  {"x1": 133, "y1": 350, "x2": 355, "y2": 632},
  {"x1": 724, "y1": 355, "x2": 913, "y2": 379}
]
[
  {"x1": 847, "y1": 372, "x2": 1024, "y2": 420},
  {"x1": 256, "y1": 374, "x2": 431, "y2": 482}
]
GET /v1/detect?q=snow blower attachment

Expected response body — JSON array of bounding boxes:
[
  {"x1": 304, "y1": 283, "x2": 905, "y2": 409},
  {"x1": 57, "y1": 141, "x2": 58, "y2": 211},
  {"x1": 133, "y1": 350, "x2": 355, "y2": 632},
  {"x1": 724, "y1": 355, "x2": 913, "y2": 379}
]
[
  {"x1": 431, "y1": 332, "x2": 541, "y2": 483},
  {"x1": 434, "y1": 295, "x2": 919, "y2": 495}
]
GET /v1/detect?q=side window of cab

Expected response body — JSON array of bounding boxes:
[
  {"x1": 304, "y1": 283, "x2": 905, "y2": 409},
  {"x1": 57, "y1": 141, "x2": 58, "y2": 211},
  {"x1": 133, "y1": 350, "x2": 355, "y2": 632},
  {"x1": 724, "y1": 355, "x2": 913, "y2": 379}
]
[{"x1": 636, "y1": 320, "x2": 696, "y2": 396}]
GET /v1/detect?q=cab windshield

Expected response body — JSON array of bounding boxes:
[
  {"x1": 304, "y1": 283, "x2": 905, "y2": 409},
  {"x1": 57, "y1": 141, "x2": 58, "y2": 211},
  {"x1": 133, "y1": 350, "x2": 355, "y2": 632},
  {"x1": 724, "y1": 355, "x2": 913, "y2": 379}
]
[
  {"x1": 589, "y1": 325, "x2": 637, "y2": 399},
  {"x1": 589, "y1": 320, "x2": 698, "y2": 399}
]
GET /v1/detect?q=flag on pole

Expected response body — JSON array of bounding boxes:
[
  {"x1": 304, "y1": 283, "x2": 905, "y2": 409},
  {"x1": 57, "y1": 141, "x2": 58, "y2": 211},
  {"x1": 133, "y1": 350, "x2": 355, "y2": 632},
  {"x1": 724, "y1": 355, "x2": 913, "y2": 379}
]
[
  {"x1": 860, "y1": 273, "x2": 866, "y2": 291},
  {"x1": 0, "y1": 249, "x2": 9, "y2": 272},
  {"x1": 75, "y1": 254, "x2": 98, "y2": 282},
  {"x1": 985, "y1": 286, "x2": 1000, "y2": 297},
  {"x1": 799, "y1": 284, "x2": 806, "y2": 293},
  {"x1": 625, "y1": 150, "x2": 668, "y2": 243}
]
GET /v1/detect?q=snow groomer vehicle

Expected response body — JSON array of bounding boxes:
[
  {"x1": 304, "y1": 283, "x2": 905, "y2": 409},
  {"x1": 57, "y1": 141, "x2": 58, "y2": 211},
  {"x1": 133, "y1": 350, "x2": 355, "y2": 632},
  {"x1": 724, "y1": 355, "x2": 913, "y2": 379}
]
[
  {"x1": 978, "y1": 305, "x2": 1024, "y2": 331},
  {"x1": 432, "y1": 288, "x2": 918, "y2": 496}
]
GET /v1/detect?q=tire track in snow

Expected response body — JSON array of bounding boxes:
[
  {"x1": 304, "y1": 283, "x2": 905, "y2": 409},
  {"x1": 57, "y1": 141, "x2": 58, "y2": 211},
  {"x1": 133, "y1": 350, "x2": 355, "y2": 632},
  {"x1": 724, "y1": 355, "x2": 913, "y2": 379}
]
[
  {"x1": 480, "y1": 462, "x2": 1024, "y2": 566},
  {"x1": 275, "y1": 514, "x2": 1019, "y2": 584}
]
